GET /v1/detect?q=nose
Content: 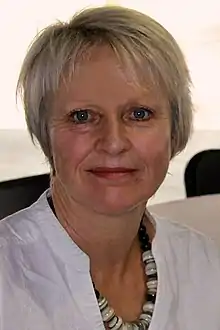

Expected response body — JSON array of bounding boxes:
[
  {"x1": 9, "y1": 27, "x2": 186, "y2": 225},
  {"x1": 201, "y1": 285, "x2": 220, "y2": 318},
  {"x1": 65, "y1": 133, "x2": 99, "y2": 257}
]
[{"x1": 95, "y1": 117, "x2": 131, "y2": 155}]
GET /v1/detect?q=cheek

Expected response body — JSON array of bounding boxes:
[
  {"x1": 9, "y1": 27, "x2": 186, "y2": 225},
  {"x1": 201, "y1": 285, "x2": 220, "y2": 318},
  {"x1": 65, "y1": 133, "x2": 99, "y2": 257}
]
[
  {"x1": 50, "y1": 129, "x2": 92, "y2": 176},
  {"x1": 134, "y1": 127, "x2": 171, "y2": 170}
]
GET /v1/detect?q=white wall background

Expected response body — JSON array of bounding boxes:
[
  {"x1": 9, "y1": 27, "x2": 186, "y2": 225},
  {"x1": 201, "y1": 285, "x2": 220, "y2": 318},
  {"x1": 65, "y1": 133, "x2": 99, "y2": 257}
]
[
  {"x1": 120, "y1": 0, "x2": 220, "y2": 130},
  {"x1": 0, "y1": 0, "x2": 105, "y2": 129},
  {"x1": 0, "y1": 0, "x2": 220, "y2": 130}
]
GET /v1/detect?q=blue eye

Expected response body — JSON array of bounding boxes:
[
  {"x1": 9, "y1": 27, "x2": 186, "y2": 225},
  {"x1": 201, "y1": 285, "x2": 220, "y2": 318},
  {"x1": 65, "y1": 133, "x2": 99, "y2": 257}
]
[
  {"x1": 70, "y1": 110, "x2": 91, "y2": 123},
  {"x1": 130, "y1": 107, "x2": 152, "y2": 121}
]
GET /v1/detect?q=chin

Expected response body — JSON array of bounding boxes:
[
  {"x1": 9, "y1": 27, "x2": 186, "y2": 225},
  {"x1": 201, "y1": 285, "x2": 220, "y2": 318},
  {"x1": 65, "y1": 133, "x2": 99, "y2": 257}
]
[{"x1": 87, "y1": 194, "x2": 147, "y2": 216}]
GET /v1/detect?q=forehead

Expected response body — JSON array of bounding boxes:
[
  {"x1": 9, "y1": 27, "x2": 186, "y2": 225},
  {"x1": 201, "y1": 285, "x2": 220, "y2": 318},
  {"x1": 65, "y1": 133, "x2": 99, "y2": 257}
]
[{"x1": 55, "y1": 46, "x2": 168, "y2": 108}]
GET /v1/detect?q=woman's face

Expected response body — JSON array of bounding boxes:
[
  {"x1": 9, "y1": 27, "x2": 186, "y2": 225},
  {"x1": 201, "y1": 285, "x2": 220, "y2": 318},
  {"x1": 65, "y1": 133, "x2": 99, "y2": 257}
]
[{"x1": 50, "y1": 46, "x2": 171, "y2": 215}]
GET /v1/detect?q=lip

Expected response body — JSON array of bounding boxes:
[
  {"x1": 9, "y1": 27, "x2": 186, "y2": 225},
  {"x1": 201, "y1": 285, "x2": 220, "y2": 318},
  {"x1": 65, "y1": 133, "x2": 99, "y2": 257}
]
[{"x1": 87, "y1": 167, "x2": 137, "y2": 180}]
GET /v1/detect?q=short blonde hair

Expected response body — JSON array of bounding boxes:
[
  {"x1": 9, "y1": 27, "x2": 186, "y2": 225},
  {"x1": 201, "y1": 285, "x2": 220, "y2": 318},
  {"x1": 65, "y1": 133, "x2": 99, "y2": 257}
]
[{"x1": 17, "y1": 6, "x2": 193, "y2": 168}]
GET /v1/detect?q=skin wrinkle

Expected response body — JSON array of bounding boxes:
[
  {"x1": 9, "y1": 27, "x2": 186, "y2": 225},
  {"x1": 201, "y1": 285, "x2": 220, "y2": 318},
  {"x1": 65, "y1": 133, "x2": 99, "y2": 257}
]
[{"x1": 49, "y1": 45, "x2": 171, "y2": 321}]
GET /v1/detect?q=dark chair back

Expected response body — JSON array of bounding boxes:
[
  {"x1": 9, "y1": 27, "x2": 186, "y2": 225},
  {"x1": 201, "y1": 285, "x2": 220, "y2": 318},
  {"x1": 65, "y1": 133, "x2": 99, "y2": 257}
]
[
  {"x1": 0, "y1": 173, "x2": 50, "y2": 220},
  {"x1": 184, "y1": 149, "x2": 220, "y2": 197}
]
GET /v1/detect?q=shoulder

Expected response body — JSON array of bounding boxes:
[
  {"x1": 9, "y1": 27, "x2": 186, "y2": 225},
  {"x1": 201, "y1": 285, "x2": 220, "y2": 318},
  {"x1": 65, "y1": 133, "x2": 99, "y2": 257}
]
[
  {"x1": 0, "y1": 191, "x2": 50, "y2": 250},
  {"x1": 152, "y1": 215, "x2": 220, "y2": 322},
  {"x1": 0, "y1": 191, "x2": 54, "y2": 291},
  {"x1": 155, "y1": 217, "x2": 220, "y2": 274},
  {"x1": 153, "y1": 214, "x2": 220, "y2": 270},
  {"x1": 154, "y1": 213, "x2": 220, "y2": 246}
]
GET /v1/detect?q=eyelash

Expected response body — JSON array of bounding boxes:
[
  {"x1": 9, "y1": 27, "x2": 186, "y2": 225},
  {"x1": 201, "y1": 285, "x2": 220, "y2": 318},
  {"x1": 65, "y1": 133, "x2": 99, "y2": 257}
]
[
  {"x1": 128, "y1": 107, "x2": 153, "y2": 121},
  {"x1": 68, "y1": 107, "x2": 154, "y2": 125},
  {"x1": 68, "y1": 109, "x2": 97, "y2": 124}
]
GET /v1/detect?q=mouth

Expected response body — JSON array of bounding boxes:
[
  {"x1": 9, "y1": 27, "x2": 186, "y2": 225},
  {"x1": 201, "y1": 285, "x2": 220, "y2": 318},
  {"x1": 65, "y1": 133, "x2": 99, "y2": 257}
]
[{"x1": 87, "y1": 167, "x2": 138, "y2": 180}]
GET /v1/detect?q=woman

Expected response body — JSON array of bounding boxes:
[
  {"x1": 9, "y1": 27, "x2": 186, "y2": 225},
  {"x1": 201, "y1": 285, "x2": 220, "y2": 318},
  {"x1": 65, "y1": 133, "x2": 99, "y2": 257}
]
[{"x1": 0, "y1": 5, "x2": 220, "y2": 330}]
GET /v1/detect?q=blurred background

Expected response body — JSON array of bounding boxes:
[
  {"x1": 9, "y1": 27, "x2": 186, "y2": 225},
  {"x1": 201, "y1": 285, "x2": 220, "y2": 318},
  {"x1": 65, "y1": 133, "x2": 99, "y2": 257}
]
[{"x1": 1, "y1": 0, "x2": 220, "y2": 205}]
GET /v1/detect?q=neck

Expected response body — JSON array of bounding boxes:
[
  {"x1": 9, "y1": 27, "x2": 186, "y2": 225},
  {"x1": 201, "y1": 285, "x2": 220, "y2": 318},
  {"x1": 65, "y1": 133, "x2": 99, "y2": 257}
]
[{"x1": 51, "y1": 180, "x2": 155, "y2": 278}]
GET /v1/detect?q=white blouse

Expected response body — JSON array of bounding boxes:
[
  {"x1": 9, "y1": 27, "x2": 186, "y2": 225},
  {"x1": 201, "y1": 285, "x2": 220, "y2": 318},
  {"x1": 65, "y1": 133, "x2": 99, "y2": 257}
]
[{"x1": 0, "y1": 191, "x2": 220, "y2": 330}]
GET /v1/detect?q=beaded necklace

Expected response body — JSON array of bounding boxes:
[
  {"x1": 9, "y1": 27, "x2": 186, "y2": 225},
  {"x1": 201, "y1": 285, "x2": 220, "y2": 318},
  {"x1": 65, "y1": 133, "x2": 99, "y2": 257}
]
[
  {"x1": 93, "y1": 221, "x2": 157, "y2": 330},
  {"x1": 47, "y1": 196, "x2": 157, "y2": 329}
]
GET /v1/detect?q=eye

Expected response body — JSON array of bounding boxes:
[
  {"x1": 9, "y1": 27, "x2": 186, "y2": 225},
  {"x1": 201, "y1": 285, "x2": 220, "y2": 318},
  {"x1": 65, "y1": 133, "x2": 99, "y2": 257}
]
[
  {"x1": 69, "y1": 109, "x2": 93, "y2": 124},
  {"x1": 129, "y1": 107, "x2": 153, "y2": 121}
]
